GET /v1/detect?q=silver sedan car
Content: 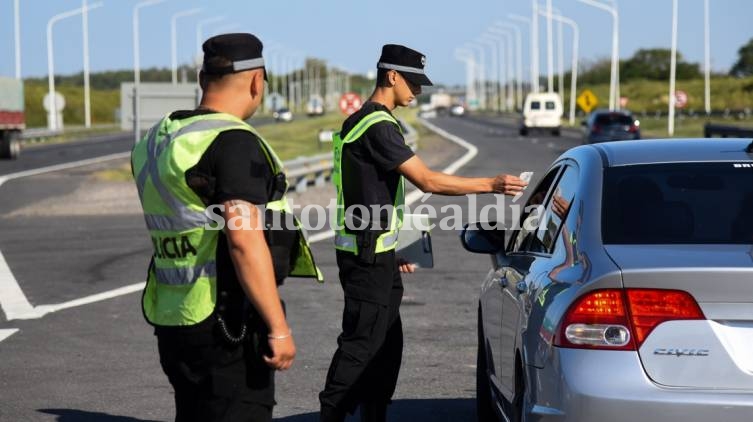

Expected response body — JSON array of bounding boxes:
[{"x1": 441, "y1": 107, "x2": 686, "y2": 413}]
[{"x1": 461, "y1": 139, "x2": 753, "y2": 422}]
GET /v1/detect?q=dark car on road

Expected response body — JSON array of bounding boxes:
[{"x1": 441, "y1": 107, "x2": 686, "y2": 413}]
[
  {"x1": 461, "y1": 139, "x2": 753, "y2": 422},
  {"x1": 582, "y1": 109, "x2": 640, "y2": 144}
]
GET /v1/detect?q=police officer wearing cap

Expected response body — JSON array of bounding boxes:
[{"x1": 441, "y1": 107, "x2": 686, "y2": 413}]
[
  {"x1": 131, "y1": 33, "x2": 321, "y2": 422},
  {"x1": 319, "y1": 44, "x2": 527, "y2": 422}
]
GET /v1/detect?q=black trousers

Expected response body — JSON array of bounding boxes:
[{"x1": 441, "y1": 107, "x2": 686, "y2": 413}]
[
  {"x1": 156, "y1": 315, "x2": 275, "y2": 422},
  {"x1": 320, "y1": 250, "x2": 404, "y2": 417}
]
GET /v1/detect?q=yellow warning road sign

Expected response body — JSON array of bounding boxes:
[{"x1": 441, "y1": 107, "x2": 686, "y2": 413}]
[{"x1": 577, "y1": 89, "x2": 599, "y2": 113}]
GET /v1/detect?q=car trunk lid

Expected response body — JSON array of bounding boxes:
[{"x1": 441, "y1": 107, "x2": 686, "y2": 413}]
[{"x1": 606, "y1": 244, "x2": 753, "y2": 390}]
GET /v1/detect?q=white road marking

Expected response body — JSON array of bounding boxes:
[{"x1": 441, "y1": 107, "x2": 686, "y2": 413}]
[
  {"x1": 0, "y1": 119, "x2": 479, "y2": 341},
  {"x1": 0, "y1": 251, "x2": 40, "y2": 320},
  {"x1": 0, "y1": 151, "x2": 131, "y2": 188},
  {"x1": 0, "y1": 329, "x2": 19, "y2": 342},
  {"x1": 0, "y1": 150, "x2": 134, "y2": 342}
]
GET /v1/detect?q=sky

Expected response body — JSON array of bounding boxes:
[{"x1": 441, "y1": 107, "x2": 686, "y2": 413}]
[{"x1": 1, "y1": 0, "x2": 752, "y2": 86}]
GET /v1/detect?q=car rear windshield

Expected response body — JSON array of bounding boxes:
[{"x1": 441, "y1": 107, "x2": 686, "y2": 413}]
[
  {"x1": 603, "y1": 163, "x2": 753, "y2": 244},
  {"x1": 595, "y1": 113, "x2": 633, "y2": 126}
]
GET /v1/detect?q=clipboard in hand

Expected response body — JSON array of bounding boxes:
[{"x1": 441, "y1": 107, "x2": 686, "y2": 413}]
[{"x1": 396, "y1": 213, "x2": 434, "y2": 268}]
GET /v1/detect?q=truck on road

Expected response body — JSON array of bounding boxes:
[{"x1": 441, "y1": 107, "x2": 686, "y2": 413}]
[{"x1": 0, "y1": 76, "x2": 24, "y2": 159}]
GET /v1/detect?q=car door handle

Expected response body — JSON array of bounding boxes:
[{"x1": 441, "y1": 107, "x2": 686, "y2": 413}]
[{"x1": 516, "y1": 281, "x2": 527, "y2": 294}]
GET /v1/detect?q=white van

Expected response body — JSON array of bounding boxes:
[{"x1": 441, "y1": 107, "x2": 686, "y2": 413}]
[{"x1": 520, "y1": 92, "x2": 563, "y2": 136}]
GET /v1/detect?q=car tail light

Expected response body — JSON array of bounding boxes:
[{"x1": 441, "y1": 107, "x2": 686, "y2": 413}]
[
  {"x1": 625, "y1": 289, "x2": 704, "y2": 346},
  {"x1": 628, "y1": 124, "x2": 638, "y2": 133},
  {"x1": 554, "y1": 289, "x2": 704, "y2": 351}
]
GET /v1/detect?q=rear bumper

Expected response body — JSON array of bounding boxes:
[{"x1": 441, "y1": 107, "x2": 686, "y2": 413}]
[{"x1": 527, "y1": 348, "x2": 753, "y2": 422}]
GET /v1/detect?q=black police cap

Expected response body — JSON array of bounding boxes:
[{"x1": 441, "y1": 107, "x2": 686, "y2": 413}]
[
  {"x1": 202, "y1": 33, "x2": 267, "y2": 80},
  {"x1": 377, "y1": 44, "x2": 433, "y2": 87}
]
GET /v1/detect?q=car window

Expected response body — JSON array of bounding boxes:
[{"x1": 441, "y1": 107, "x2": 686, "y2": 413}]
[
  {"x1": 595, "y1": 113, "x2": 633, "y2": 126},
  {"x1": 603, "y1": 162, "x2": 753, "y2": 244},
  {"x1": 545, "y1": 101, "x2": 556, "y2": 110},
  {"x1": 508, "y1": 166, "x2": 562, "y2": 253},
  {"x1": 533, "y1": 165, "x2": 578, "y2": 253},
  {"x1": 530, "y1": 101, "x2": 541, "y2": 110}
]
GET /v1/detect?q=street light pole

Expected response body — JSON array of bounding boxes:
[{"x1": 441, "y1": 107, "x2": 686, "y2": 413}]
[
  {"x1": 196, "y1": 16, "x2": 226, "y2": 58},
  {"x1": 46, "y1": 2, "x2": 103, "y2": 131},
  {"x1": 133, "y1": 0, "x2": 167, "y2": 143},
  {"x1": 668, "y1": 0, "x2": 678, "y2": 136},
  {"x1": 578, "y1": 0, "x2": 619, "y2": 110},
  {"x1": 47, "y1": 2, "x2": 102, "y2": 130},
  {"x1": 531, "y1": 1, "x2": 540, "y2": 92},
  {"x1": 455, "y1": 49, "x2": 476, "y2": 108},
  {"x1": 546, "y1": 0, "x2": 554, "y2": 93},
  {"x1": 82, "y1": 0, "x2": 92, "y2": 128},
  {"x1": 540, "y1": 9, "x2": 580, "y2": 125},
  {"x1": 487, "y1": 28, "x2": 514, "y2": 111},
  {"x1": 495, "y1": 22, "x2": 524, "y2": 110},
  {"x1": 171, "y1": 8, "x2": 203, "y2": 85},
  {"x1": 466, "y1": 43, "x2": 487, "y2": 110},
  {"x1": 508, "y1": 15, "x2": 532, "y2": 105},
  {"x1": 13, "y1": 0, "x2": 21, "y2": 79},
  {"x1": 479, "y1": 37, "x2": 501, "y2": 112},
  {"x1": 704, "y1": 0, "x2": 711, "y2": 116}
]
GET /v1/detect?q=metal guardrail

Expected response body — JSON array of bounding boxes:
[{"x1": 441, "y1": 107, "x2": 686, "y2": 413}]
[
  {"x1": 283, "y1": 119, "x2": 418, "y2": 194},
  {"x1": 704, "y1": 123, "x2": 753, "y2": 138}
]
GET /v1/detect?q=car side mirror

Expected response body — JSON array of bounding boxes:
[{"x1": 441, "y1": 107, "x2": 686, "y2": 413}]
[{"x1": 460, "y1": 222, "x2": 506, "y2": 255}]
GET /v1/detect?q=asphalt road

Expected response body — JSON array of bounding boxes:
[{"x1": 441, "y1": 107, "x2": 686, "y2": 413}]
[
  {"x1": 0, "y1": 114, "x2": 583, "y2": 421},
  {"x1": 0, "y1": 117, "x2": 277, "y2": 177}
]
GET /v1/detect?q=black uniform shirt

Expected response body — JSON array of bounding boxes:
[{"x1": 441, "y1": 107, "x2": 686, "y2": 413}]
[
  {"x1": 340, "y1": 102, "x2": 415, "y2": 231},
  {"x1": 171, "y1": 109, "x2": 277, "y2": 329}
]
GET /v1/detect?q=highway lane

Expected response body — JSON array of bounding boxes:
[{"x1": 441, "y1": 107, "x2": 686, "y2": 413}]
[
  {"x1": 0, "y1": 116, "x2": 277, "y2": 177},
  {"x1": 0, "y1": 114, "x2": 582, "y2": 421}
]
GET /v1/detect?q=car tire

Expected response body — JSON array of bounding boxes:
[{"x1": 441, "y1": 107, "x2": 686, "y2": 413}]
[
  {"x1": 0, "y1": 131, "x2": 21, "y2": 160},
  {"x1": 551, "y1": 128, "x2": 561, "y2": 137},
  {"x1": 476, "y1": 306, "x2": 498, "y2": 422},
  {"x1": 519, "y1": 127, "x2": 528, "y2": 136}
]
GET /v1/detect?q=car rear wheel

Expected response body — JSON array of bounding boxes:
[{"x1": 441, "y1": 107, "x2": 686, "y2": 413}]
[
  {"x1": 476, "y1": 306, "x2": 498, "y2": 422},
  {"x1": 519, "y1": 127, "x2": 528, "y2": 136},
  {"x1": 551, "y1": 128, "x2": 560, "y2": 136},
  {"x1": 0, "y1": 131, "x2": 21, "y2": 160}
]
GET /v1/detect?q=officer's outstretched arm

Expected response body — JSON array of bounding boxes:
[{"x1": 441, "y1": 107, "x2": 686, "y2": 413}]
[
  {"x1": 222, "y1": 199, "x2": 296, "y2": 371},
  {"x1": 397, "y1": 155, "x2": 527, "y2": 196}
]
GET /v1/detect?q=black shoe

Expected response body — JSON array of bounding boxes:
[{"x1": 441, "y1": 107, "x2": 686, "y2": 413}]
[
  {"x1": 320, "y1": 405, "x2": 346, "y2": 422},
  {"x1": 359, "y1": 401, "x2": 388, "y2": 422}
]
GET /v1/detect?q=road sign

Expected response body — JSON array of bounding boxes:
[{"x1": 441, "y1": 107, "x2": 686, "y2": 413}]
[
  {"x1": 577, "y1": 89, "x2": 598, "y2": 113},
  {"x1": 674, "y1": 90, "x2": 688, "y2": 109},
  {"x1": 43, "y1": 92, "x2": 65, "y2": 112},
  {"x1": 339, "y1": 92, "x2": 362, "y2": 115}
]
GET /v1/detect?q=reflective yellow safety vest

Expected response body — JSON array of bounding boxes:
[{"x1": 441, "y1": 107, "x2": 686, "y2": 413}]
[
  {"x1": 132, "y1": 112, "x2": 322, "y2": 327},
  {"x1": 332, "y1": 111, "x2": 405, "y2": 255}
]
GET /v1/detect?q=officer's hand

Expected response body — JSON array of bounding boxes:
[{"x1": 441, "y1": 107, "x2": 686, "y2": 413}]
[
  {"x1": 491, "y1": 174, "x2": 528, "y2": 196},
  {"x1": 263, "y1": 334, "x2": 296, "y2": 371},
  {"x1": 397, "y1": 257, "x2": 416, "y2": 273}
]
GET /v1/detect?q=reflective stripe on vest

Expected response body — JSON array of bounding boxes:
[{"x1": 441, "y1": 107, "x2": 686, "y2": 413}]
[
  {"x1": 332, "y1": 111, "x2": 405, "y2": 254},
  {"x1": 133, "y1": 112, "x2": 322, "y2": 327}
]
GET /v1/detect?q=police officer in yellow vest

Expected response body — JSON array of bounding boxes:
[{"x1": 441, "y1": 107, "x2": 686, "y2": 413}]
[
  {"x1": 131, "y1": 33, "x2": 321, "y2": 422},
  {"x1": 319, "y1": 44, "x2": 528, "y2": 421}
]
